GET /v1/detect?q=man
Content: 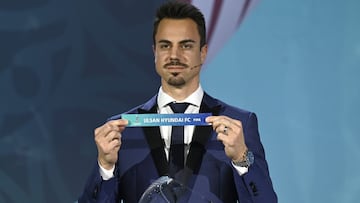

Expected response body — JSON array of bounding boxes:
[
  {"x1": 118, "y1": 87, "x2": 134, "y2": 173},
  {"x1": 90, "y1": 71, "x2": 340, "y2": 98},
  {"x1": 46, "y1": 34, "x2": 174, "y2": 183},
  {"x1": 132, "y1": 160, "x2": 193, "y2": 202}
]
[{"x1": 79, "y1": 1, "x2": 277, "y2": 202}]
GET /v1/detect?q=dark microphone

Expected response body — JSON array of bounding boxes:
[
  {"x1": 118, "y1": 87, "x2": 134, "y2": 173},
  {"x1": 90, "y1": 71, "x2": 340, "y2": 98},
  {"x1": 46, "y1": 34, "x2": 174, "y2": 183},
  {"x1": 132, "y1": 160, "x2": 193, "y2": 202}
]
[{"x1": 190, "y1": 63, "x2": 203, "y2": 70}]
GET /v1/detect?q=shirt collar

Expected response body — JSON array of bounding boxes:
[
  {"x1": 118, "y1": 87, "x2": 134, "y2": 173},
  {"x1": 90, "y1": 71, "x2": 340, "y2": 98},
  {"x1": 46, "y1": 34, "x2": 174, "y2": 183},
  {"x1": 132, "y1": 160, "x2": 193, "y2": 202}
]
[{"x1": 157, "y1": 85, "x2": 204, "y2": 108}]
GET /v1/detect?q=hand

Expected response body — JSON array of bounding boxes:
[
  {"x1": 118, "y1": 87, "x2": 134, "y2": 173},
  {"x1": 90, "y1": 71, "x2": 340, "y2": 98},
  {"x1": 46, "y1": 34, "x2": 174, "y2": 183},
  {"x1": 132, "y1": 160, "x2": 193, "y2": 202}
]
[
  {"x1": 206, "y1": 116, "x2": 247, "y2": 162},
  {"x1": 94, "y1": 119, "x2": 128, "y2": 170}
]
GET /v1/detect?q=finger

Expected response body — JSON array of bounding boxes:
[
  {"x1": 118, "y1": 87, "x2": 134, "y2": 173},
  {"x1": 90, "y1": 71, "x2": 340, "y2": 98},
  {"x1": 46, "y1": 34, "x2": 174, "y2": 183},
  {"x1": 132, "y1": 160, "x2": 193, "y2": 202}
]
[
  {"x1": 107, "y1": 120, "x2": 128, "y2": 135},
  {"x1": 228, "y1": 119, "x2": 242, "y2": 130},
  {"x1": 214, "y1": 124, "x2": 228, "y2": 134},
  {"x1": 95, "y1": 119, "x2": 128, "y2": 138},
  {"x1": 208, "y1": 116, "x2": 243, "y2": 135},
  {"x1": 217, "y1": 130, "x2": 228, "y2": 142},
  {"x1": 216, "y1": 123, "x2": 235, "y2": 136},
  {"x1": 217, "y1": 124, "x2": 232, "y2": 141},
  {"x1": 105, "y1": 131, "x2": 121, "y2": 143},
  {"x1": 107, "y1": 119, "x2": 129, "y2": 128},
  {"x1": 95, "y1": 119, "x2": 128, "y2": 134},
  {"x1": 207, "y1": 116, "x2": 230, "y2": 126},
  {"x1": 95, "y1": 128, "x2": 119, "y2": 148},
  {"x1": 217, "y1": 132, "x2": 239, "y2": 150},
  {"x1": 206, "y1": 115, "x2": 231, "y2": 122},
  {"x1": 109, "y1": 136, "x2": 122, "y2": 149},
  {"x1": 205, "y1": 115, "x2": 220, "y2": 123},
  {"x1": 95, "y1": 124, "x2": 118, "y2": 139},
  {"x1": 228, "y1": 120, "x2": 243, "y2": 135},
  {"x1": 100, "y1": 140, "x2": 121, "y2": 157},
  {"x1": 97, "y1": 132, "x2": 121, "y2": 153}
]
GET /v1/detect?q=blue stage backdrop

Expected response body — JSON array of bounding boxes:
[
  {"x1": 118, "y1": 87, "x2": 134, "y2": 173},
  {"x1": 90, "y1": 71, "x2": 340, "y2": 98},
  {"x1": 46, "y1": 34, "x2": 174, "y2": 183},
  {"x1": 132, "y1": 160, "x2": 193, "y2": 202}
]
[
  {"x1": 1, "y1": 0, "x2": 360, "y2": 203},
  {"x1": 0, "y1": 1, "x2": 163, "y2": 202}
]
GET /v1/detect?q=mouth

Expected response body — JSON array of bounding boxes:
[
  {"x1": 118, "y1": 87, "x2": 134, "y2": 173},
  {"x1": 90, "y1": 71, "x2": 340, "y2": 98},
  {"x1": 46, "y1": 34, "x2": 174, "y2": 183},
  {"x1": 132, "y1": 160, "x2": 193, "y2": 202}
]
[
  {"x1": 166, "y1": 66, "x2": 186, "y2": 77},
  {"x1": 166, "y1": 66, "x2": 185, "y2": 71},
  {"x1": 164, "y1": 61, "x2": 188, "y2": 70}
]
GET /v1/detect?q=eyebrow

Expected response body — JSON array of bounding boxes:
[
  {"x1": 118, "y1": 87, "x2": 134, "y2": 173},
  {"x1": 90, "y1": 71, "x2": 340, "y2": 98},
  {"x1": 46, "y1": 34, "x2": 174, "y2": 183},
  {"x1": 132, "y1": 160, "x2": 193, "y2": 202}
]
[
  {"x1": 157, "y1": 39, "x2": 196, "y2": 44},
  {"x1": 179, "y1": 39, "x2": 196, "y2": 44}
]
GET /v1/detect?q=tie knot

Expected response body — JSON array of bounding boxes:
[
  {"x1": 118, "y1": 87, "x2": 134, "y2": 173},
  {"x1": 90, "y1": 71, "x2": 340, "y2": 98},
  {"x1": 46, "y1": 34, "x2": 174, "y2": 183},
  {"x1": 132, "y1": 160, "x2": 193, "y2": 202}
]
[{"x1": 169, "y1": 102, "x2": 190, "y2": 113}]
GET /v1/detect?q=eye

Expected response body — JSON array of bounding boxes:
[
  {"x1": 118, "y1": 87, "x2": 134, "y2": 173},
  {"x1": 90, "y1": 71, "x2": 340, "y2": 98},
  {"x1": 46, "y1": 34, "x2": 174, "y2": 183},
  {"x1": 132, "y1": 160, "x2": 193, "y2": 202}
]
[
  {"x1": 159, "y1": 43, "x2": 170, "y2": 49},
  {"x1": 181, "y1": 43, "x2": 193, "y2": 49}
]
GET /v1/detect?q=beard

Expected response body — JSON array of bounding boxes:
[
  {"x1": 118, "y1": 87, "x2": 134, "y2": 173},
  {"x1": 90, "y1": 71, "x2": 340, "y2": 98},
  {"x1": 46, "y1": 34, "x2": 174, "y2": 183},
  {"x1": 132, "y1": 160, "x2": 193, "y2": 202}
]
[{"x1": 167, "y1": 73, "x2": 186, "y2": 87}]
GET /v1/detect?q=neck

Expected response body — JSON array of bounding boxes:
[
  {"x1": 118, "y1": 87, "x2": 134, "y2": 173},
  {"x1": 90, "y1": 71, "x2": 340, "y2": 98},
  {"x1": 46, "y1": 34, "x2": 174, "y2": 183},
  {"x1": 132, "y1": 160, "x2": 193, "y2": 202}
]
[{"x1": 162, "y1": 83, "x2": 199, "y2": 101}]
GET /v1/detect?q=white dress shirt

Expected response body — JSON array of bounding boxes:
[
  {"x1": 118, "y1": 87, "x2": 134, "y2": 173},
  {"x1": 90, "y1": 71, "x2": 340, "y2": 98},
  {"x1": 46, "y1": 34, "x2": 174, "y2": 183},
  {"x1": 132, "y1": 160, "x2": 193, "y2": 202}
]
[
  {"x1": 99, "y1": 85, "x2": 248, "y2": 180},
  {"x1": 157, "y1": 85, "x2": 203, "y2": 159}
]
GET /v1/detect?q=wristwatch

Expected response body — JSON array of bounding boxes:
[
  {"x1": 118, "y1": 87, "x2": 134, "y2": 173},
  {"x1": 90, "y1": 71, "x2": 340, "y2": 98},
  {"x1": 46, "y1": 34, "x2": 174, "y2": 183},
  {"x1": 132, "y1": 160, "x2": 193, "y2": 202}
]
[{"x1": 232, "y1": 150, "x2": 254, "y2": 167}]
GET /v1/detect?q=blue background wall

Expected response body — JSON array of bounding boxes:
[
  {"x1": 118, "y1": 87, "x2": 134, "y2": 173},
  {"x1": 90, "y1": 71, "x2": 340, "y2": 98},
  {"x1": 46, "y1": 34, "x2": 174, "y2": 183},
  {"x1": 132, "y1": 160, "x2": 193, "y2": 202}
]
[
  {"x1": 202, "y1": 0, "x2": 360, "y2": 202},
  {"x1": 1, "y1": 0, "x2": 359, "y2": 202}
]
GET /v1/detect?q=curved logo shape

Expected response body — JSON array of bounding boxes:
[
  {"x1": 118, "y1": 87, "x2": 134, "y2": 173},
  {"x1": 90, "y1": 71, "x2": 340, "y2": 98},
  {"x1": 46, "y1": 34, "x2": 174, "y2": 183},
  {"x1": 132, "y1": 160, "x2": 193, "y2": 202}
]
[{"x1": 188, "y1": 0, "x2": 259, "y2": 64}]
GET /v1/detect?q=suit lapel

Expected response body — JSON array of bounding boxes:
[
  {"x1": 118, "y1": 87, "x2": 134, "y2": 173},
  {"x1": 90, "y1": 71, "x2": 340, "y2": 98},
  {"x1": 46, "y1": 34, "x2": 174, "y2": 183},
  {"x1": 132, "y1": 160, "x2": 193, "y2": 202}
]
[
  {"x1": 138, "y1": 98, "x2": 169, "y2": 176},
  {"x1": 186, "y1": 94, "x2": 221, "y2": 173}
]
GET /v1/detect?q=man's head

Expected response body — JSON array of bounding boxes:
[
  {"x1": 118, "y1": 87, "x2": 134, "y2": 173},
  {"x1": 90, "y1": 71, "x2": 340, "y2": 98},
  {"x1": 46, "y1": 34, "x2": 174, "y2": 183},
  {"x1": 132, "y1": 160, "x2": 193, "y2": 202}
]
[
  {"x1": 153, "y1": 1, "x2": 206, "y2": 49},
  {"x1": 152, "y1": 1, "x2": 208, "y2": 92}
]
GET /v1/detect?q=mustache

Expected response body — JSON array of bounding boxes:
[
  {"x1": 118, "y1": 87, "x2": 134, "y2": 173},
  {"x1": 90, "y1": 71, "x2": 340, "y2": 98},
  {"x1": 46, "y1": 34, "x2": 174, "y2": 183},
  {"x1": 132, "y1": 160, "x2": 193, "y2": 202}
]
[{"x1": 164, "y1": 61, "x2": 189, "y2": 68}]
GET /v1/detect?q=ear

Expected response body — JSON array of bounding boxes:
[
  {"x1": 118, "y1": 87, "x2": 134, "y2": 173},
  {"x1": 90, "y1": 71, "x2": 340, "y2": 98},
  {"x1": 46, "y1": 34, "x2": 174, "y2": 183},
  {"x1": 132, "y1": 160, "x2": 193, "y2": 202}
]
[{"x1": 200, "y1": 44, "x2": 208, "y2": 64}]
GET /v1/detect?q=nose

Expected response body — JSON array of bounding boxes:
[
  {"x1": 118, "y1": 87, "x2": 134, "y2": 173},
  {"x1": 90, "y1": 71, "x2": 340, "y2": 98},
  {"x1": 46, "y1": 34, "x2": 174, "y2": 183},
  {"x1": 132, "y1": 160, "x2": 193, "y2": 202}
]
[{"x1": 169, "y1": 46, "x2": 181, "y2": 59}]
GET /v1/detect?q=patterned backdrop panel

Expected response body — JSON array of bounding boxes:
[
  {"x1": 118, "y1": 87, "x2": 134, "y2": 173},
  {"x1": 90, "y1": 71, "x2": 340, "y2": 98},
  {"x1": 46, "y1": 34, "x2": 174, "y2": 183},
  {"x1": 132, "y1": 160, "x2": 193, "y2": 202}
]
[
  {"x1": 0, "y1": 0, "x2": 252, "y2": 202},
  {"x1": 0, "y1": 1, "x2": 163, "y2": 202}
]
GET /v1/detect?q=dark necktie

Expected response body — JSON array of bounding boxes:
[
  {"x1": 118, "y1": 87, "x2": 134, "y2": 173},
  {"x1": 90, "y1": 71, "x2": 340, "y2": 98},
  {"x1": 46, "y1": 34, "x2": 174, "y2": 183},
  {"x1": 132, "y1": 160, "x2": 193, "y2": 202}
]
[{"x1": 168, "y1": 102, "x2": 190, "y2": 177}]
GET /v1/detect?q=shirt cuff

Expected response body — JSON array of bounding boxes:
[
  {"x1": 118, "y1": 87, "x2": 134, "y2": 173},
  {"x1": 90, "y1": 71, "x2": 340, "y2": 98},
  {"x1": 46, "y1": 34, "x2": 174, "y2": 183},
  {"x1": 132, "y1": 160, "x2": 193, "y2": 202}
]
[
  {"x1": 232, "y1": 162, "x2": 249, "y2": 176},
  {"x1": 98, "y1": 161, "x2": 115, "y2": 180}
]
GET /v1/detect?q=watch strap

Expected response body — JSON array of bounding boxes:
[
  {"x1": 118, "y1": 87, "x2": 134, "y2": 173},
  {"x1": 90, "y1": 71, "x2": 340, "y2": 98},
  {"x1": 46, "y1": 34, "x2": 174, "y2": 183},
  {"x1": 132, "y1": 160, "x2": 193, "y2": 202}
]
[{"x1": 232, "y1": 150, "x2": 254, "y2": 167}]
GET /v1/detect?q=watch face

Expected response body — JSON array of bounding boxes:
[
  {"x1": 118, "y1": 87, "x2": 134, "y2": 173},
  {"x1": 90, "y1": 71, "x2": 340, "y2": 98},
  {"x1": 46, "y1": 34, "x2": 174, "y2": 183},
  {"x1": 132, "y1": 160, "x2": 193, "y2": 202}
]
[{"x1": 232, "y1": 151, "x2": 255, "y2": 167}]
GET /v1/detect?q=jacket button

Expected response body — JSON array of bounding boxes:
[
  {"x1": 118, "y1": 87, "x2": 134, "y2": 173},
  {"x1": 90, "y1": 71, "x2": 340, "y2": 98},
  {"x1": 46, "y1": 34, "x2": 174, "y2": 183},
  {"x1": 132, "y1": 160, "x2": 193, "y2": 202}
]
[
  {"x1": 92, "y1": 186, "x2": 98, "y2": 199},
  {"x1": 249, "y1": 182, "x2": 258, "y2": 196}
]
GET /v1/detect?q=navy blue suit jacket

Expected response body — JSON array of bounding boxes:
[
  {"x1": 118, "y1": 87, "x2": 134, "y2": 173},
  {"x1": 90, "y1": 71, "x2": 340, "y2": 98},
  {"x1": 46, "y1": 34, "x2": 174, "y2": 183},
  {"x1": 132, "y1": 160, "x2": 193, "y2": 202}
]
[{"x1": 79, "y1": 92, "x2": 277, "y2": 203}]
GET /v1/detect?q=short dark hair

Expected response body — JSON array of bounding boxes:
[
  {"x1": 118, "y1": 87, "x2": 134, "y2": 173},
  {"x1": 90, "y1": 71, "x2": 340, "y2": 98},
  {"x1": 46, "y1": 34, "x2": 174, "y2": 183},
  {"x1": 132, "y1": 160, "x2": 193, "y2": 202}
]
[{"x1": 153, "y1": 0, "x2": 206, "y2": 48}]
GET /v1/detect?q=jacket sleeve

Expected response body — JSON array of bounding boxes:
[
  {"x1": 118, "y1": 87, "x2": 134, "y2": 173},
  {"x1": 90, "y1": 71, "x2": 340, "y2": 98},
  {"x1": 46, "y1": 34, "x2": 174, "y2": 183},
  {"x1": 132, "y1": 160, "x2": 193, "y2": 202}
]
[
  {"x1": 78, "y1": 161, "x2": 119, "y2": 203},
  {"x1": 233, "y1": 113, "x2": 278, "y2": 203}
]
